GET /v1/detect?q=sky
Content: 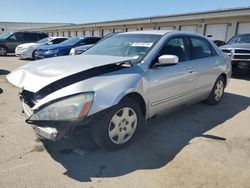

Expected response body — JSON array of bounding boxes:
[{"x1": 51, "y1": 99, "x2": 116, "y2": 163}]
[{"x1": 1, "y1": 0, "x2": 250, "y2": 24}]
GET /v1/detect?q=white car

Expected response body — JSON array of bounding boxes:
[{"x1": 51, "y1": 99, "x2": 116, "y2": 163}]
[{"x1": 15, "y1": 37, "x2": 68, "y2": 60}]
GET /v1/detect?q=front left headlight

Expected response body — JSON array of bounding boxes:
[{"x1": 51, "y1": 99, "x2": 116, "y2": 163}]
[
  {"x1": 30, "y1": 93, "x2": 94, "y2": 121},
  {"x1": 69, "y1": 48, "x2": 75, "y2": 55}
]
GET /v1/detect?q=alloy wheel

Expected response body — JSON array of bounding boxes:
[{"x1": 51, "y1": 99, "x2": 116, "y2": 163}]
[
  {"x1": 214, "y1": 80, "x2": 224, "y2": 101},
  {"x1": 0, "y1": 47, "x2": 7, "y2": 56},
  {"x1": 108, "y1": 107, "x2": 137, "y2": 144}
]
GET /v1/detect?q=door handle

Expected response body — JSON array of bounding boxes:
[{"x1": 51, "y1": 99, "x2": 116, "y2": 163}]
[{"x1": 187, "y1": 67, "x2": 195, "y2": 74}]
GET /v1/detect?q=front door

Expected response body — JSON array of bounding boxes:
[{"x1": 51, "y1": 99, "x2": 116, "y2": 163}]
[{"x1": 146, "y1": 36, "x2": 196, "y2": 117}]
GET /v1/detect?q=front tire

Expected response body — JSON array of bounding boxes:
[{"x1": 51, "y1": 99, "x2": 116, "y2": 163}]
[
  {"x1": 32, "y1": 50, "x2": 36, "y2": 60},
  {"x1": 0, "y1": 46, "x2": 7, "y2": 56},
  {"x1": 91, "y1": 98, "x2": 143, "y2": 150},
  {"x1": 205, "y1": 76, "x2": 225, "y2": 105}
]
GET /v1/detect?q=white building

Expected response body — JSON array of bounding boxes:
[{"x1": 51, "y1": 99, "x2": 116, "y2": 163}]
[
  {"x1": 0, "y1": 22, "x2": 73, "y2": 35},
  {"x1": 27, "y1": 7, "x2": 250, "y2": 42}
]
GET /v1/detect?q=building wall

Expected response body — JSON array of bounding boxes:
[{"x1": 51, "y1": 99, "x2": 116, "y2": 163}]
[
  {"x1": 0, "y1": 22, "x2": 72, "y2": 35},
  {"x1": 26, "y1": 7, "x2": 250, "y2": 42}
]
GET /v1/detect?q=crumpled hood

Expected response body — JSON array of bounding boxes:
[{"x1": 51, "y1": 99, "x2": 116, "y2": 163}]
[
  {"x1": 221, "y1": 43, "x2": 250, "y2": 49},
  {"x1": 7, "y1": 55, "x2": 132, "y2": 92}
]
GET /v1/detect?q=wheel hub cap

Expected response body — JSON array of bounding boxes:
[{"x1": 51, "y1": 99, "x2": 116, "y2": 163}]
[
  {"x1": 108, "y1": 107, "x2": 137, "y2": 145},
  {"x1": 214, "y1": 80, "x2": 224, "y2": 101}
]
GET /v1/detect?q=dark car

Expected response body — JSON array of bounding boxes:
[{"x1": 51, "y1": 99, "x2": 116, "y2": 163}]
[
  {"x1": 69, "y1": 33, "x2": 118, "y2": 55},
  {"x1": 35, "y1": 36, "x2": 101, "y2": 59},
  {"x1": 0, "y1": 32, "x2": 48, "y2": 56},
  {"x1": 220, "y1": 33, "x2": 250, "y2": 67}
]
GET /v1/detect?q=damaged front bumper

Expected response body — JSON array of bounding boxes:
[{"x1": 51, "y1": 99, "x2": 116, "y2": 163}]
[{"x1": 22, "y1": 100, "x2": 92, "y2": 141}]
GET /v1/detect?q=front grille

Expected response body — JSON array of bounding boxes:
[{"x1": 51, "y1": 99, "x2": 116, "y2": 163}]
[
  {"x1": 235, "y1": 49, "x2": 250, "y2": 53},
  {"x1": 234, "y1": 55, "x2": 250, "y2": 60}
]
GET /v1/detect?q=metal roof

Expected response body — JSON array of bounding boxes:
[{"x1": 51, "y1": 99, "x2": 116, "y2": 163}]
[{"x1": 25, "y1": 6, "x2": 250, "y2": 31}]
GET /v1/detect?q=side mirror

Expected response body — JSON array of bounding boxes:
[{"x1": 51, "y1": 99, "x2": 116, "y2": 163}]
[
  {"x1": 157, "y1": 55, "x2": 179, "y2": 66},
  {"x1": 47, "y1": 41, "x2": 53, "y2": 45}
]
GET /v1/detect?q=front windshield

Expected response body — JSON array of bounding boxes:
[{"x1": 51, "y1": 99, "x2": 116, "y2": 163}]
[
  {"x1": 0, "y1": 32, "x2": 12, "y2": 40},
  {"x1": 84, "y1": 34, "x2": 161, "y2": 64},
  {"x1": 60, "y1": 37, "x2": 81, "y2": 45},
  {"x1": 37, "y1": 37, "x2": 50, "y2": 44},
  {"x1": 227, "y1": 34, "x2": 250, "y2": 45}
]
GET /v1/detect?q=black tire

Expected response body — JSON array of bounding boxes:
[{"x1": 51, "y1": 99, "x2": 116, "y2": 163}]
[
  {"x1": 91, "y1": 97, "x2": 144, "y2": 150},
  {"x1": 0, "y1": 45, "x2": 7, "y2": 56},
  {"x1": 32, "y1": 50, "x2": 36, "y2": 60},
  {"x1": 205, "y1": 76, "x2": 225, "y2": 105}
]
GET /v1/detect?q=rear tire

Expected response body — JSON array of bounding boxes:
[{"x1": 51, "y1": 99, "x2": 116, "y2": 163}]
[
  {"x1": 91, "y1": 98, "x2": 143, "y2": 150},
  {"x1": 205, "y1": 76, "x2": 225, "y2": 105},
  {"x1": 0, "y1": 46, "x2": 7, "y2": 56}
]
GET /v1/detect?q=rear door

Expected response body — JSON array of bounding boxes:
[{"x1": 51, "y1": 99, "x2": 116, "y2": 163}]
[
  {"x1": 147, "y1": 36, "x2": 196, "y2": 117},
  {"x1": 23, "y1": 33, "x2": 39, "y2": 43},
  {"x1": 186, "y1": 36, "x2": 220, "y2": 98}
]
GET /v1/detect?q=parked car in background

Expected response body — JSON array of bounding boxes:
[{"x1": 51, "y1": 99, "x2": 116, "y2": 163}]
[
  {"x1": 220, "y1": 33, "x2": 250, "y2": 67},
  {"x1": 213, "y1": 40, "x2": 226, "y2": 47},
  {"x1": 69, "y1": 33, "x2": 118, "y2": 55},
  {"x1": 7, "y1": 31, "x2": 231, "y2": 150},
  {"x1": 35, "y1": 36, "x2": 101, "y2": 59},
  {"x1": 15, "y1": 37, "x2": 68, "y2": 60},
  {"x1": 0, "y1": 32, "x2": 48, "y2": 56},
  {"x1": 69, "y1": 44, "x2": 95, "y2": 55}
]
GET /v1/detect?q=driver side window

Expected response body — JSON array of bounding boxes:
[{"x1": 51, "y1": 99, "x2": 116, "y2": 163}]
[{"x1": 158, "y1": 37, "x2": 189, "y2": 62}]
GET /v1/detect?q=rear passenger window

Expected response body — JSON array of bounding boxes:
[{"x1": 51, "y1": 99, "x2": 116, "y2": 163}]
[
  {"x1": 190, "y1": 37, "x2": 212, "y2": 60},
  {"x1": 24, "y1": 33, "x2": 38, "y2": 42}
]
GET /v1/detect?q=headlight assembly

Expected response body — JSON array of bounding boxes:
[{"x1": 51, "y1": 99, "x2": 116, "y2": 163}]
[
  {"x1": 69, "y1": 48, "x2": 75, "y2": 55},
  {"x1": 30, "y1": 93, "x2": 94, "y2": 121},
  {"x1": 44, "y1": 49, "x2": 59, "y2": 54}
]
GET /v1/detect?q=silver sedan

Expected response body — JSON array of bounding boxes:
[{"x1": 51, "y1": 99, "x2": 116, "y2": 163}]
[{"x1": 7, "y1": 31, "x2": 231, "y2": 150}]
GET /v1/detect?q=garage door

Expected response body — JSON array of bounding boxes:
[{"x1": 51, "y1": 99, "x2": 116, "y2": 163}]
[
  {"x1": 93, "y1": 30, "x2": 100, "y2": 37},
  {"x1": 114, "y1": 28, "x2": 124, "y2": 32},
  {"x1": 237, "y1": 22, "x2": 250, "y2": 34},
  {"x1": 76, "y1": 31, "x2": 82, "y2": 37},
  {"x1": 142, "y1": 27, "x2": 154, "y2": 31},
  {"x1": 159, "y1": 26, "x2": 174, "y2": 30},
  {"x1": 58, "y1": 32, "x2": 63, "y2": 37},
  {"x1": 64, "y1": 31, "x2": 70, "y2": 37},
  {"x1": 84, "y1": 30, "x2": 91, "y2": 36},
  {"x1": 70, "y1": 31, "x2": 76, "y2": 37},
  {"x1": 103, "y1": 29, "x2": 111, "y2": 36},
  {"x1": 180, "y1": 25, "x2": 198, "y2": 33},
  {"x1": 127, "y1": 28, "x2": 137, "y2": 32},
  {"x1": 205, "y1": 24, "x2": 228, "y2": 41}
]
